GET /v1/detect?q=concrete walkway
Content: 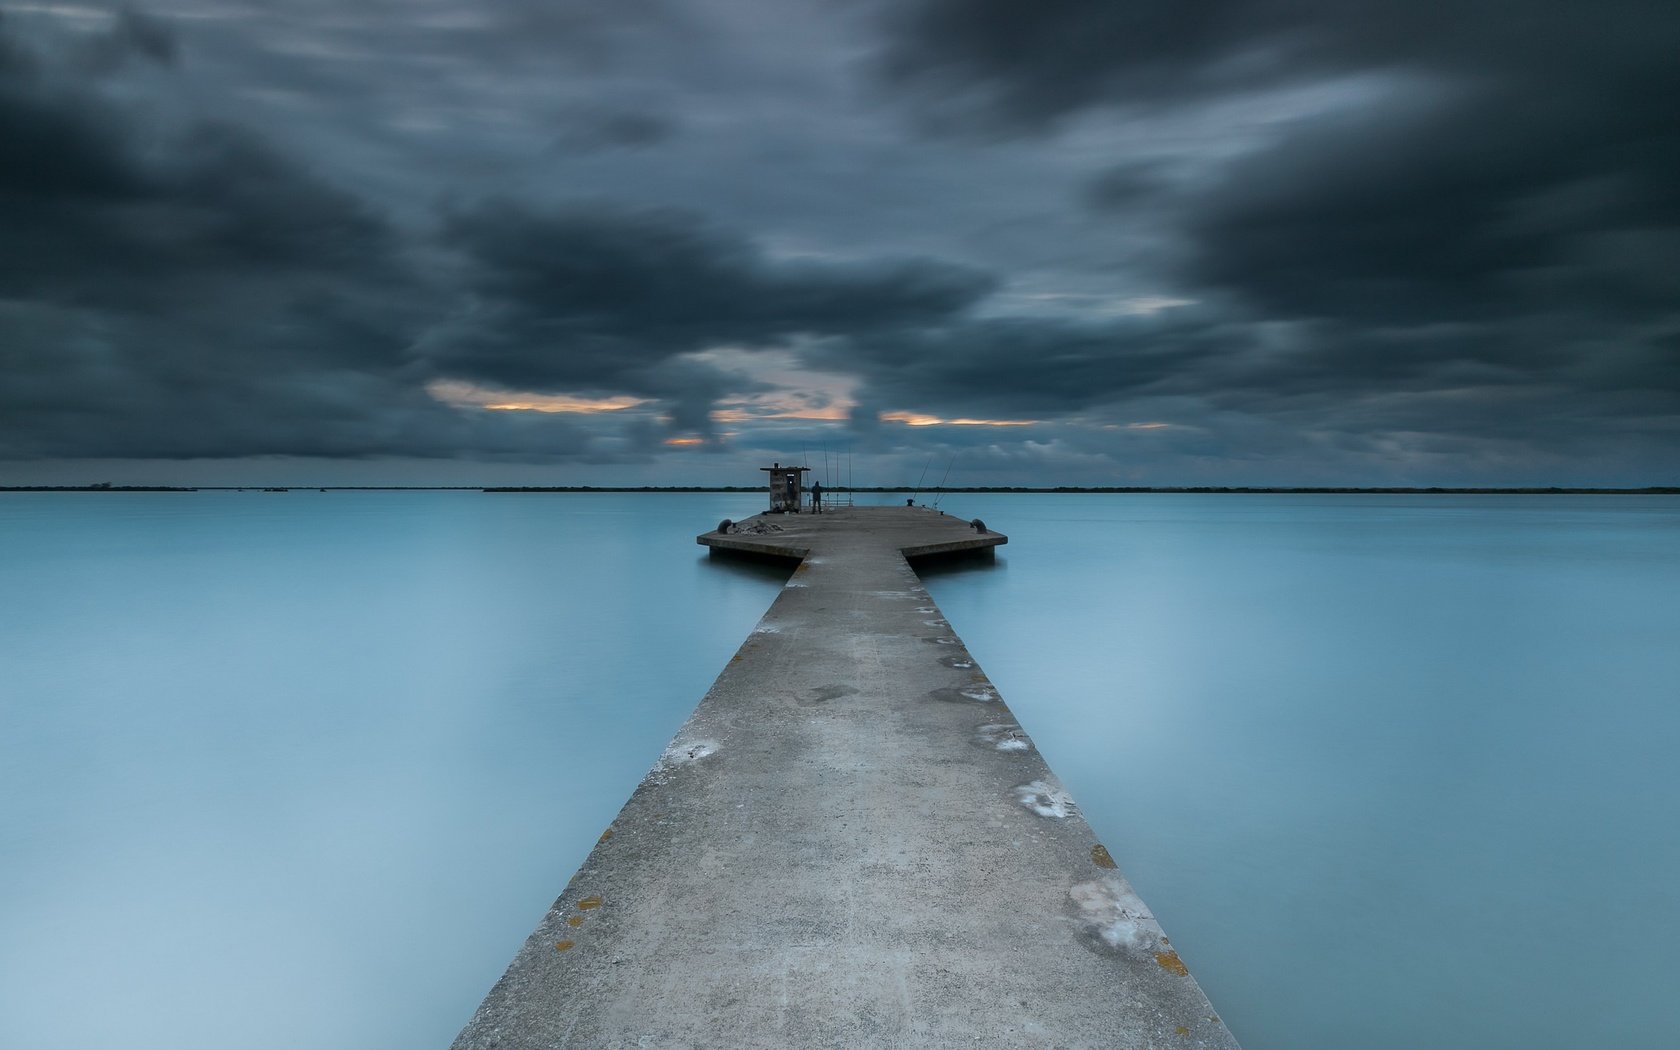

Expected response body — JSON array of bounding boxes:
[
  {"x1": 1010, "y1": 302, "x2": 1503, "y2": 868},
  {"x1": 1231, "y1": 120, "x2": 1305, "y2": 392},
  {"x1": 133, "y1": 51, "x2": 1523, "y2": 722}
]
[{"x1": 453, "y1": 506, "x2": 1238, "y2": 1049}]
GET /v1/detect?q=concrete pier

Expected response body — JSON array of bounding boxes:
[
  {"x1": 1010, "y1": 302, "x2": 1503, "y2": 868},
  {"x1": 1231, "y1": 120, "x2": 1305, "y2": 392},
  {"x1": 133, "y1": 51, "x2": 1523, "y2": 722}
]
[{"x1": 453, "y1": 506, "x2": 1238, "y2": 1048}]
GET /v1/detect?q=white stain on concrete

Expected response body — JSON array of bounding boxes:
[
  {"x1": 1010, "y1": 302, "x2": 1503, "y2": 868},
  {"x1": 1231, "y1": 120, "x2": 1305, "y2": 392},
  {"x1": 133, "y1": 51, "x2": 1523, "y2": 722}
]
[
  {"x1": 664, "y1": 739, "x2": 719, "y2": 764},
  {"x1": 753, "y1": 624, "x2": 783, "y2": 634},
  {"x1": 960, "y1": 684, "x2": 999, "y2": 703},
  {"x1": 922, "y1": 619, "x2": 949, "y2": 628},
  {"x1": 1069, "y1": 877, "x2": 1165, "y2": 952},
  {"x1": 1015, "y1": 780, "x2": 1075, "y2": 818},
  {"x1": 646, "y1": 737, "x2": 721, "y2": 784},
  {"x1": 977, "y1": 723, "x2": 1033, "y2": 752}
]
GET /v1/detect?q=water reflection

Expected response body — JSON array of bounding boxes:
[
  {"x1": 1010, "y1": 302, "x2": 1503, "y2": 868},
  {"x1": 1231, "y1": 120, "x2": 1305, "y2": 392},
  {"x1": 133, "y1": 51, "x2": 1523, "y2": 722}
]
[
  {"x1": 697, "y1": 549, "x2": 801, "y2": 581},
  {"x1": 911, "y1": 548, "x2": 1009, "y2": 581}
]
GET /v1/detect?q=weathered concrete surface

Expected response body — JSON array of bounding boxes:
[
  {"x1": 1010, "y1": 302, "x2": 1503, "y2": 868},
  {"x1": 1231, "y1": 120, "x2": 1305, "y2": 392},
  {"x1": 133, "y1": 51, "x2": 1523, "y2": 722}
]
[{"x1": 453, "y1": 506, "x2": 1238, "y2": 1049}]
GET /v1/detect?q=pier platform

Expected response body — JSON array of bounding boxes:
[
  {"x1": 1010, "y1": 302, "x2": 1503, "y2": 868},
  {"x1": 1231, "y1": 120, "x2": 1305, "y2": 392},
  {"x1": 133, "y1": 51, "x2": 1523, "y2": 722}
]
[{"x1": 453, "y1": 506, "x2": 1237, "y2": 1048}]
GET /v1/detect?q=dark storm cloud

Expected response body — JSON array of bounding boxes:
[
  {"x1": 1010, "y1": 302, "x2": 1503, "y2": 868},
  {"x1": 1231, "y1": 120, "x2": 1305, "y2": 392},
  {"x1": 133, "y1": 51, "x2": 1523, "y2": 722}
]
[
  {"x1": 1163, "y1": 80, "x2": 1680, "y2": 444},
  {"x1": 422, "y1": 199, "x2": 995, "y2": 439},
  {"x1": 0, "y1": 9, "x2": 998, "y2": 463},
  {"x1": 866, "y1": 0, "x2": 1680, "y2": 475},
  {"x1": 2, "y1": 119, "x2": 398, "y2": 324},
  {"x1": 79, "y1": 7, "x2": 180, "y2": 72},
  {"x1": 0, "y1": 18, "x2": 586, "y2": 462},
  {"x1": 1180, "y1": 88, "x2": 1680, "y2": 322},
  {"x1": 4, "y1": 0, "x2": 1676, "y2": 484},
  {"x1": 812, "y1": 307, "x2": 1241, "y2": 417},
  {"x1": 0, "y1": 12, "x2": 399, "y2": 313},
  {"x1": 465, "y1": 0, "x2": 691, "y2": 65},
  {"x1": 879, "y1": 0, "x2": 1680, "y2": 128},
  {"x1": 552, "y1": 107, "x2": 677, "y2": 153},
  {"x1": 428, "y1": 199, "x2": 995, "y2": 389},
  {"x1": 880, "y1": 0, "x2": 1679, "y2": 323},
  {"x1": 819, "y1": 299, "x2": 1674, "y2": 477},
  {"x1": 1081, "y1": 159, "x2": 1181, "y2": 212}
]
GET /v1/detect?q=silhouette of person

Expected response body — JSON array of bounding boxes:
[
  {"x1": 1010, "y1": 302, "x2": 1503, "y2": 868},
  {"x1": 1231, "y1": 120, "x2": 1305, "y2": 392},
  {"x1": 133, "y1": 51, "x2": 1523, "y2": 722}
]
[{"x1": 811, "y1": 480, "x2": 823, "y2": 514}]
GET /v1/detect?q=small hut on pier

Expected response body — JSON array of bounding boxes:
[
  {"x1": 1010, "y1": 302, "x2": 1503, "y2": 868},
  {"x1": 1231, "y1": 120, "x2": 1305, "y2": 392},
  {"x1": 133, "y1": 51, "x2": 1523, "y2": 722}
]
[{"x1": 760, "y1": 462, "x2": 811, "y2": 513}]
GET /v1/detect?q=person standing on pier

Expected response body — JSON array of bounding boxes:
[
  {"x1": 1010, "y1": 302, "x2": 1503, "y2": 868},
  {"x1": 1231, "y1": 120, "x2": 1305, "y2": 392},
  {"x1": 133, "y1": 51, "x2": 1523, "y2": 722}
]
[{"x1": 810, "y1": 480, "x2": 823, "y2": 514}]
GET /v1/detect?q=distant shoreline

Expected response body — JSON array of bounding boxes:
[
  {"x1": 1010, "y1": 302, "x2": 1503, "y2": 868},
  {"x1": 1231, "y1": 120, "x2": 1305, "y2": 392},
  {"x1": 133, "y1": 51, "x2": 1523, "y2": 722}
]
[{"x1": 5, "y1": 485, "x2": 1677, "y2": 495}]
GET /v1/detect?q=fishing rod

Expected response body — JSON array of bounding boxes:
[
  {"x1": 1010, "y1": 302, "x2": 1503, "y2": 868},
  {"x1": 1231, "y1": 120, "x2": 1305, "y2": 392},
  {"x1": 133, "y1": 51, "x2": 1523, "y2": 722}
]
[
  {"x1": 910, "y1": 455, "x2": 933, "y2": 505},
  {"x1": 932, "y1": 454, "x2": 956, "y2": 509}
]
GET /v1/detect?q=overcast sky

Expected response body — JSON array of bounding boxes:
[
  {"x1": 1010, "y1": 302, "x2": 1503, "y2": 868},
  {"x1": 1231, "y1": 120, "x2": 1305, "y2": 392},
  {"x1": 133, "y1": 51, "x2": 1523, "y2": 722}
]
[{"x1": 2, "y1": 1, "x2": 1676, "y2": 486}]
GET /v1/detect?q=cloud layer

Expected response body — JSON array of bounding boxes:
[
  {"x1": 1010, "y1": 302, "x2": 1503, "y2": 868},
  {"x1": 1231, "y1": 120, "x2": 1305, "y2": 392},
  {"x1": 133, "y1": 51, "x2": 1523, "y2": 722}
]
[{"x1": 1, "y1": 1, "x2": 1675, "y2": 484}]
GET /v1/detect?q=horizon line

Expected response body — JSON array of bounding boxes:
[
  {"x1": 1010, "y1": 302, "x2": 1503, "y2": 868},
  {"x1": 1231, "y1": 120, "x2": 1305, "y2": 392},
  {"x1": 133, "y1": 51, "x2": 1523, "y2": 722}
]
[{"x1": 5, "y1": 485, "x2": 1678, "y2": 495}]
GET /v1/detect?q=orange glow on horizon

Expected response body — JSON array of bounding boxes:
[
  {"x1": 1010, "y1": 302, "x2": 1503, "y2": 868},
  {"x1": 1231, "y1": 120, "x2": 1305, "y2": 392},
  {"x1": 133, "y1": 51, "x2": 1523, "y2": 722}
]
[
  {"x1": 880, "y1": 411, "x2": 1037, "y2": 427},
  {"x1": 427, "y1": 380, "x2": 645, "y2": 415},
  {"x1": 482, "y1": 396, "x2": 644, "y2": 414},
  {"x1": 663, "y1": 436, "x2": 705, "y2": 447},
  {"x1": 711, "y1": 404, "x2": 850, "y2": 423}
]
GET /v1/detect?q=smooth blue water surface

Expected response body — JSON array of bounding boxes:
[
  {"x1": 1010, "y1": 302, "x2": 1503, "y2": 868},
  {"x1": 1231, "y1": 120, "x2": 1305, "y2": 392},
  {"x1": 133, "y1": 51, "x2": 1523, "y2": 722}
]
[
  {"x1": 0, "y1": 492, "x2": 781, "y2": 1050},
  {"x1": 3, "y1": 492, "x2": 1677, "y2": 1048}
]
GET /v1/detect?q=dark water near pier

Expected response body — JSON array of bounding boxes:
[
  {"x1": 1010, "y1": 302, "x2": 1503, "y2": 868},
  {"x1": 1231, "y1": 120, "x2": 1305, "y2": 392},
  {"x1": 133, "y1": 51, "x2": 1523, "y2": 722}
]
[{"x1": 2, "y1": 492, "x2": 1677, "y2": 1049}]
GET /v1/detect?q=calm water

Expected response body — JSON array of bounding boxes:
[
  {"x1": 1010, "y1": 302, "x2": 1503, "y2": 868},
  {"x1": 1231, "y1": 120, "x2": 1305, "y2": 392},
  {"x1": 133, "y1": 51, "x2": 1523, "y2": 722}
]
[{"x1": 3, "y1": 492, "x2": 1677, "y2": 1048}]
